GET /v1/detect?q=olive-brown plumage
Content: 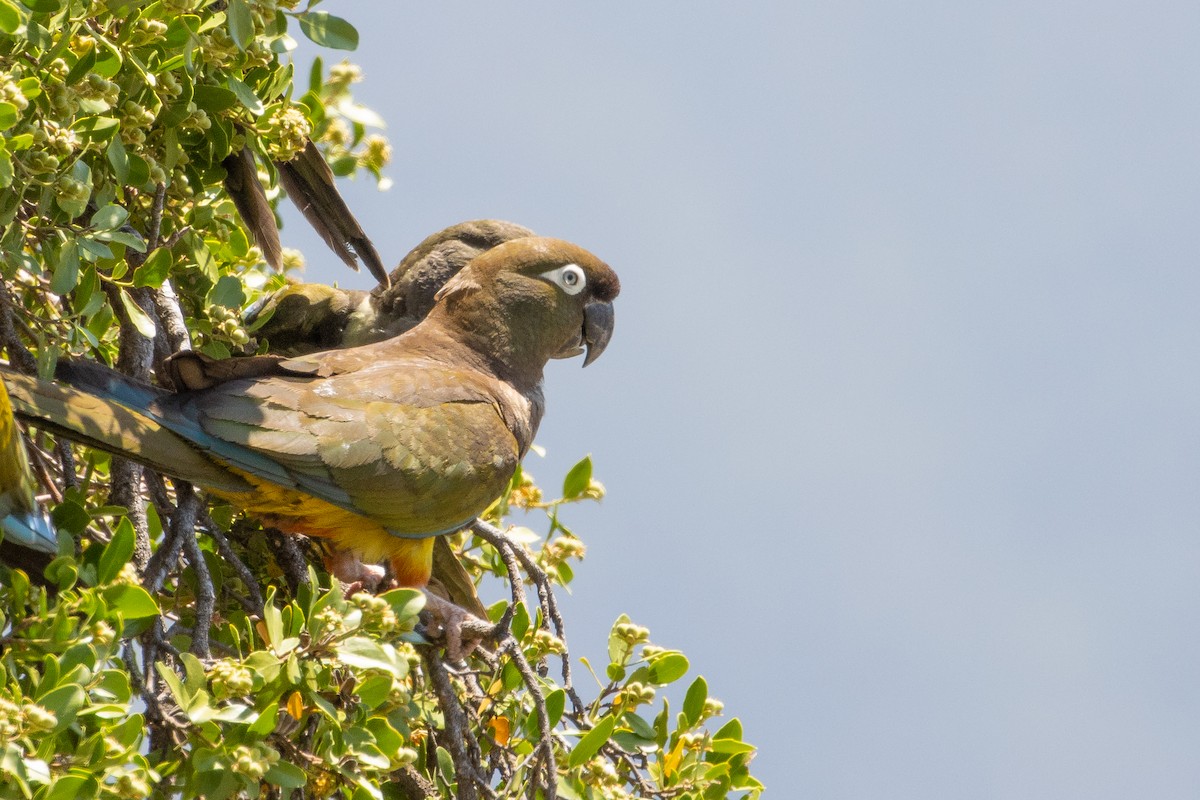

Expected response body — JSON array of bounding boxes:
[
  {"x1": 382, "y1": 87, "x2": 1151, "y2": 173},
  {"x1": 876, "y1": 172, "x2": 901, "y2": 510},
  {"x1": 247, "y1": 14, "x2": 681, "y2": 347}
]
[
  {"x1": 4, "y1": 237, "x2": 619, "y2": 590},
  {"x1": 245, "y1": 219, "x2": 535, "y2": 358}
]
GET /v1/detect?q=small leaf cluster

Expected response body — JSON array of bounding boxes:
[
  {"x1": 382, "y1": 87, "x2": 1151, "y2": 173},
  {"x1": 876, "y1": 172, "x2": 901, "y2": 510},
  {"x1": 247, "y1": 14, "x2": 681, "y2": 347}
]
[
  {"x1": 0, "y1": 0, "x2": 381, "y2": 370},
  {"x1": 0, "y1": 527, "x2": 160, "y2": 798}
]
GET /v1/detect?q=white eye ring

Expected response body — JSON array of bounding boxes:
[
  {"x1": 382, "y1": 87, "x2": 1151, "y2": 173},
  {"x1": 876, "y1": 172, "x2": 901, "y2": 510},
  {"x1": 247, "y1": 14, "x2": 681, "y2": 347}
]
[{"x1": 541, "y1": 264, "x2": 587, "y2": 295}]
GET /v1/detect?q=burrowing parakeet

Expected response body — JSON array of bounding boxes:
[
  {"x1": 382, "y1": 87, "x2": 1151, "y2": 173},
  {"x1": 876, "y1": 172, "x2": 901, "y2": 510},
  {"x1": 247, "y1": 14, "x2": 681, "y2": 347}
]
[
  {"x1": 159, "y1": 219, "x2": 537, "y2": 613},
  {"x1": 242, "y1": 219, "x2": 535, "y2": 358},
  {"x1": 3, "y1": 238, "x2": 618, "y2": 604}
]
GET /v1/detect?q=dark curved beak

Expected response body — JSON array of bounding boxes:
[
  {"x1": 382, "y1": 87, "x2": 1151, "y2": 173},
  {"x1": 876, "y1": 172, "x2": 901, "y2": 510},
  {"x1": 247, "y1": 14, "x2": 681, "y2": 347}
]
[{"x1": 582, "y1": 300, "x2": 615, "y2": 367}]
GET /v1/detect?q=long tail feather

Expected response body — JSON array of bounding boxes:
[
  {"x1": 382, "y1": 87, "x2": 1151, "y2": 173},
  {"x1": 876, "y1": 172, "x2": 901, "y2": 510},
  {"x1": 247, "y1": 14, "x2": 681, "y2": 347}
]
[{"x1": 2, "y1": 368, "x2": 253, "y2": 494}]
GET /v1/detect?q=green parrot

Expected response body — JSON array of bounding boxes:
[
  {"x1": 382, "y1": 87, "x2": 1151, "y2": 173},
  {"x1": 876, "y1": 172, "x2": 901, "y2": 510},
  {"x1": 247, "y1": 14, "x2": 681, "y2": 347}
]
[
  {"x1": 3, "y1": 238, "x2": 619, "y2": 620},
  {"x1": 242, "y1": 219, "x2": 535, "y2": 358}
]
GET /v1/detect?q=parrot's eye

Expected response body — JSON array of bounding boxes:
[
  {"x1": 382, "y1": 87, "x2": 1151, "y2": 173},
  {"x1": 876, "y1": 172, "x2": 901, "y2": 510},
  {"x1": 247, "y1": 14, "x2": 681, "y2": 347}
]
[{"x1": 541, "y1": 264, "x2": 587, "y2": 296}]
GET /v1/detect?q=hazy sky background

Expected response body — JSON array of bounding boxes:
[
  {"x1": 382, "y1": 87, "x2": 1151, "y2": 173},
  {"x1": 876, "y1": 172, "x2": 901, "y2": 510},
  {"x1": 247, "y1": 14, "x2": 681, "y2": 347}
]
[{"x1": 280, "y1": 3, "x2": 1200, "y2": 796}]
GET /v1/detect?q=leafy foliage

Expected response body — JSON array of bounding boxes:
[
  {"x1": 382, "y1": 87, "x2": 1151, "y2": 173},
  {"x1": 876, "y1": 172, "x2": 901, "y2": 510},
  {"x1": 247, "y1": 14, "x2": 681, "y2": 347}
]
[{"x1": 0, "y1": 2, "x2": 761, "y2": 798}]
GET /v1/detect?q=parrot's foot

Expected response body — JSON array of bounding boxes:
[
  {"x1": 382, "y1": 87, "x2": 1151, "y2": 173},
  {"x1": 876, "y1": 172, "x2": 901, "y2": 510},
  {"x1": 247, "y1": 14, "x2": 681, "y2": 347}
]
[
  {"x1": 419, "y1": 591, "x2": 495, "y2": 662},
  {"x1": 325, "y1": 549, "x2": 387, "y2": 593}
]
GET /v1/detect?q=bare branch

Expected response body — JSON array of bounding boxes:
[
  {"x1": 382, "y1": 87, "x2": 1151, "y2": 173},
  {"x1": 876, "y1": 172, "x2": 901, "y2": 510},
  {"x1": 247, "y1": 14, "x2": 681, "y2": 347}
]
[
  {"x1": 171, "y1": 486, "x2": 211, "y2": 657},
  {"x1": 499, "y1": 638, "x2": 558, "y2": 800},
  {"x1": 423, "y1": 650, "x2": 483, "y2": 800},
  {"x1": 392, "y1": 766, "x2": 438, "y2": 800},
  {"x1": 0, "y1": 278, "x2": 36, "y2": 373},
  {"x1": 471, "y1": 519, "x2": 584, "y2": 715},
  {"x1": 198, "y1": 508, "x2": 264, "y2": 613}
]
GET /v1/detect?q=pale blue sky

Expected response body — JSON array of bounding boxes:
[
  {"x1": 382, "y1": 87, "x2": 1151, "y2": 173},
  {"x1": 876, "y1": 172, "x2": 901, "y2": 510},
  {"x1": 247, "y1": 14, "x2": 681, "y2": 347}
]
[{"x1": 283, "y1": 3, "x2": 1200, "y2": 796}]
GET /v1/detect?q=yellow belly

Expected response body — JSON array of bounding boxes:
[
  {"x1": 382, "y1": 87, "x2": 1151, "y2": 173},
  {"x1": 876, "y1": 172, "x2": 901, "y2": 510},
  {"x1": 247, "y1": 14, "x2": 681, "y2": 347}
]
[{"x1": 211, "y1": 471, "x2": 440, "y2": 586}]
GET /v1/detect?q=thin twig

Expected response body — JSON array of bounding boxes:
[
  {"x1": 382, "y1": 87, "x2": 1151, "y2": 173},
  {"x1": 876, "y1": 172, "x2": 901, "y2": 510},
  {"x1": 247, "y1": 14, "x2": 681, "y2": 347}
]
[
  {"x1": 54, "y1": 439, "x2": 76, "y2": 490},
  {"x1": 143, "y1": 502, "x2": 189, "y2": 595},
  {"x1": 499, "y1": 637, "x2": 558, "y2": 800},
  {"x1": 0, "y1": 278, "x2": 36, "y2": 373},
  {"x1": 471, "y1": 520, "x2": 584, "y2": 715},
  {"x1": 270, "y1": 529, "x2": 311, "y2": 590},
  {"x1": 147, "y1": 183, "x2": 166, "y2": 249},
  {"x1": 423, "y1": 650, "x2": 483, "y2": 800},
  {"x1": 22, "y1": 431, "x2": 63, "y2": 504},
  {"x1": 172, "y1": 486, "x2": 211, "y2": 657},
  {"x1": 198, "y1": 508, "x2": 264, "y2": 613}
]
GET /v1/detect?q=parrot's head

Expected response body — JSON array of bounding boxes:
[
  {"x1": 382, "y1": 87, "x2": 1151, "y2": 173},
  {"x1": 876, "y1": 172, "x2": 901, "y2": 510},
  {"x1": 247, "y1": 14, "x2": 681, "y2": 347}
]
[
  {"x1": 432, "y1": 236, "x2": 620, "y2": 382},
  {"x1": 375, "y1": 219, "x2": 537, "y2": 319}
]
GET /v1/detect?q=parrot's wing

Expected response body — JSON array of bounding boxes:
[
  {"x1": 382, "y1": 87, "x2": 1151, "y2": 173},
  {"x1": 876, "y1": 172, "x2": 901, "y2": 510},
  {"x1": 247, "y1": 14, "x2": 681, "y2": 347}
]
[{"x1": 156, "y1": 363, "x2": 529, "y2": 536}]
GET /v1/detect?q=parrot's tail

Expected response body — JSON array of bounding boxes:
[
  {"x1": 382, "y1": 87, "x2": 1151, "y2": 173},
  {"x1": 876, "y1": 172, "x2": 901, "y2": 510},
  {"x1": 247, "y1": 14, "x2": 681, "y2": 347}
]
[
  {"x1": 0, "y1": 373, "x2": 57, "y2": 556},
  {"x1": 1, "y1": 509, "x2": 57, "y2": 554},
  {"x1": 1, "y1": 366, "x2": 253, "y2": 494}
]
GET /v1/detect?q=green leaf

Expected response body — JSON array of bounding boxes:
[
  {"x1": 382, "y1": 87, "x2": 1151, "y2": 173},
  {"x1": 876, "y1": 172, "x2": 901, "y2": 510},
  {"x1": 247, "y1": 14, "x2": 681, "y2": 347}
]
[
  {"x1": 682, "y1": 675, "x2": 708, "y2": 726},
  {"x1": 355, "y1": 674, "x2": 392, "y2": 708},
  {"x1": 262, "y1": 588, "x2": 283, "y2": 644},
  {"x1": 0, "y1": 743, "x2": 29, "y2": 795},
  {"x1": 97, "y1": 517, "x2": 134, "y2": 584},
  {"x1": 248, "y1": 703, "x2": 278, "y2": 736},
  {"x1": 0, "y1": 102, "x2": 17, "y2": 131},
  {"x1": 435, "y1": 747, "x2": 454, "y2": 785},
  {"x1": 71, "y1": 115, "x2": 119, "y2": 143},
  {"x1": 546, "y1": 688, "x2": 566, "y2": 728},
  {"x1": 90, "y1": 203, "x2": 128, "y2": 231},
  {"x1": 132, "y1": 247, "x2": 171, "y2": 288},
  {"x1": 226, "y1": 76, "x2": 264, "y2": 114},
  {"x1": 65, "y1": 47, "x2": 97, "y2": 86},
  {"x1": 118, "y1": 289, "x2": 156, "y2": 338},
  {"x1": 0, "y1": 1, "x2": 20, "y2": 35},
  {"x1": 154, "y1": 663, "x2": 188, "y2": 707},
  {"x1": 77, "y1": 237, "x2": 113, "y2": 261},
  {"x1": 93, "y1": 229, "x2": 146, "y2": 252},
  {"x1": 192, "y1": 84, "x2": 238, "y2": 113},
  {"x1": 106, "y1": 135, "x2": 129, "y2": 184},
  {"x1": 102, "y1": 583, "x2": 160, "y2": 621},
  {"x1": 16, "y1": 77, "x2": 38, "y2": 101},
  {"x1": 709, "y1": 738, "x2": 756, "y2": 755},
  {"x1": 245, "y1": 650, "x2": 281, "y2": 683},
  {"x1": 647, "y1": 652, "x2": 689, "y2": 685},
  {"x1": 264, "y1": 761, "x2": 307, "y2": 790},
  {"x1": 337, "y1": 636, "x2": 404, "y2": 677},
  {"x1": 562, "y1": 455, "x2": 592, "y2": 499},
  {"x1": 44, "y1": 772, "x2": 99, "y2": 800},
  {"x1": 35, "y1": 684, "x2": 84, "y2": 732},
  {"x1": 210, "y1": 274, "x2": 245, "y2": 308},
  {"x1": 713, "y1": 717, "x2": 743, "y2": 741},
  {"x1": 179, "y1": 653, "x2": 207, "y2": 697},
  {"x1": 49, "y1": 239, "x2": 79, "y2": 295},
  {"x1": 297, "y1": 11, "x2": 358, "y2": 50},
  {"x1": 623, "y1": 711, "x2": 656, "y2": 741},
  {"x1": 379, "y1": 587, "x2": 425, "y2": 625},
  {"x1": 225, "y1": 0, "x2": 253, "y2": 50},
  {"x1": 568, "y1": 714, "x2": 616, "y2": 768},
  {"x1": 50, "y1": 498, "x2": 89, "y2": 534},
  {"x1": 607, "y1": 612, "x2": 633, "y2": 665}
]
